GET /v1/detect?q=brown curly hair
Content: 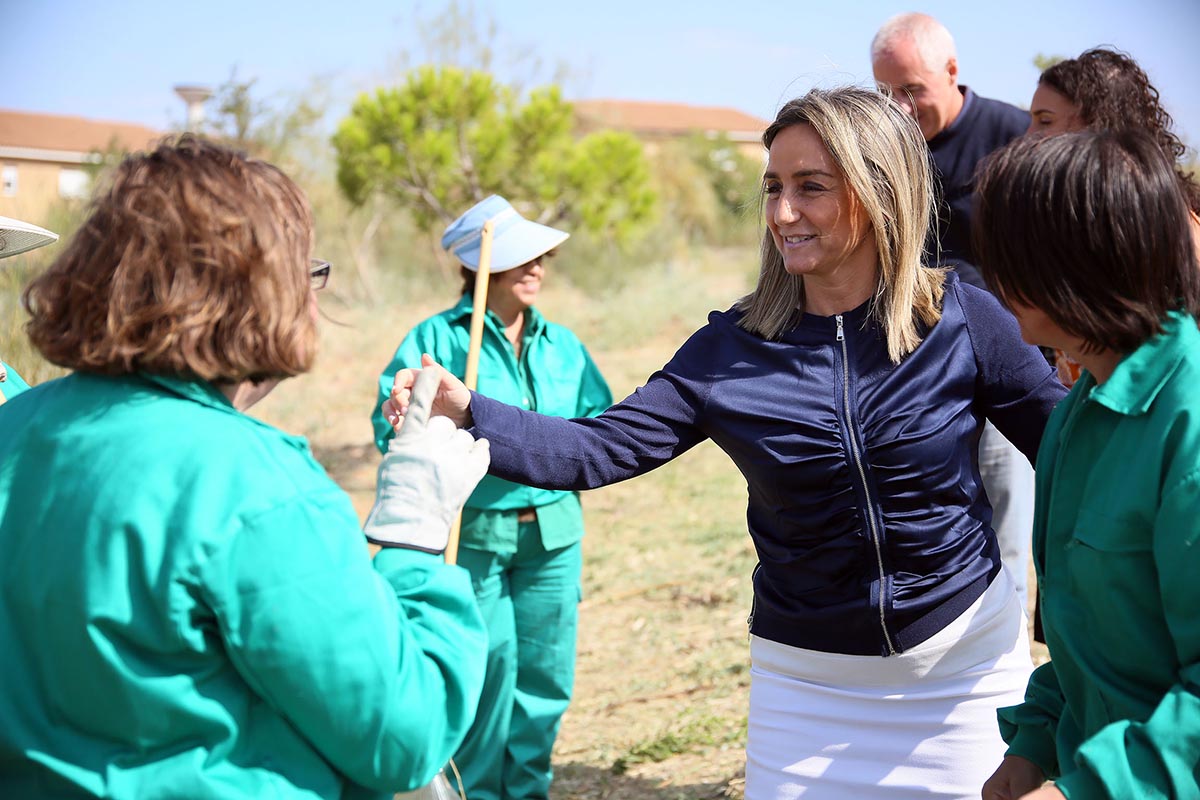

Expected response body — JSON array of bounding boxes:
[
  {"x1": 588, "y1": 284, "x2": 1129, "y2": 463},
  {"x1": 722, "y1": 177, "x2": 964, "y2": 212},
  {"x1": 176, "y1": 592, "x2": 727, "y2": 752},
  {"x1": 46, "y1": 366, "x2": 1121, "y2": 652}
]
[
  {"x1": 976, "y1": 130, "x2": 1200, "y2": 354},
  {"x1": 23, "y1": 135, "x2": 316, "y2": 383},
  {"x1": 1040, "y1": 47, "x2": 1200, "y2": 213}
]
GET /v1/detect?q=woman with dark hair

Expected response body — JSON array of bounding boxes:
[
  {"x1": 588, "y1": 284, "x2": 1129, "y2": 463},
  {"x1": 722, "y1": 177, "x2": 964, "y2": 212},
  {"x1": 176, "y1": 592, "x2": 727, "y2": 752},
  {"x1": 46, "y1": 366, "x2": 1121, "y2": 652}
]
[
  {"x1": 1028, "y1": 46, "x2": 1200, "y2": 388},
  {"x1": 976, "y1": 130, "x2": 1200, "y2": 800},
  {"x1": 1032, "y1": 48, "x2": 1197, "y2": 202},
  {"x1": 0, "y1": 135, "x2": 491, "y2": 798},
  {"x1": 385, "y1": 87, "x2": 1068, "y2": 799},
  {"x1": 371, "y1": 194, "x2": 612, "y2": 800}
]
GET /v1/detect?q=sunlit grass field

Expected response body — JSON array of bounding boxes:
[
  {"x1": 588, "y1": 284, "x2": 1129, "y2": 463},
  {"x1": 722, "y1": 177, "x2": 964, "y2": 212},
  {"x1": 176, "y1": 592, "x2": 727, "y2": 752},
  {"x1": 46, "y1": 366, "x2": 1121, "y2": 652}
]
[{"x1": 1, "y1": 244, "x2": 1044, "y2": 799}]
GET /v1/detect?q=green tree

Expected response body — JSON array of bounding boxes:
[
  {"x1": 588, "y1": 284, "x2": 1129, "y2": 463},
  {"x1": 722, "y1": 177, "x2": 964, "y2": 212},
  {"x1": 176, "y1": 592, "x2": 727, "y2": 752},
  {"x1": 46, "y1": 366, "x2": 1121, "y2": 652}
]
[
  {"x1": 646, "y1": 133, "x2": 762, "y2": 246},
  {"x1": 687, "y1": 133, "x2": 763, "y2": 220},
  {"x1": 332, "y1": 66, "x2": 655, "y2": 243},
  {"x1": 199, "y1": 69, "x2": 328, "y2": 175},
  {"x1": 1033, "y1": 53, "x2": 1065, "y2": 73}
]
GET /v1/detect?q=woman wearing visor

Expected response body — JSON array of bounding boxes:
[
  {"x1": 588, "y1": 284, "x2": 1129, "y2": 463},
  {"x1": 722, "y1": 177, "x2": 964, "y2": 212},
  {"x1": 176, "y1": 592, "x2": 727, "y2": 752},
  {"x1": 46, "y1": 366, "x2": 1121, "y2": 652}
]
[{"x1": 372, "y1": 195, "x2": 612, "y2": 800}]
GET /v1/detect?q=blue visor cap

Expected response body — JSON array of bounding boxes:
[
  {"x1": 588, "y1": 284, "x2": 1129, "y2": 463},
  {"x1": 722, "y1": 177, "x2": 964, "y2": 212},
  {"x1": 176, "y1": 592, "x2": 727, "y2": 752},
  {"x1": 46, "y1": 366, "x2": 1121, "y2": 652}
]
[{"x1": 441, "y1": 195, "x2": 569, "y2": 273}]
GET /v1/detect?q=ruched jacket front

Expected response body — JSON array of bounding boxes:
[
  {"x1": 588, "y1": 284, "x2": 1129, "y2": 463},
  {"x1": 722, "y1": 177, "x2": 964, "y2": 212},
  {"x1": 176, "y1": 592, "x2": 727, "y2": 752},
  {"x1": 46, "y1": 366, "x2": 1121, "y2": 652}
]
[{"x1": 468, "y1": 275, "x2": 1067, "y2": 656}]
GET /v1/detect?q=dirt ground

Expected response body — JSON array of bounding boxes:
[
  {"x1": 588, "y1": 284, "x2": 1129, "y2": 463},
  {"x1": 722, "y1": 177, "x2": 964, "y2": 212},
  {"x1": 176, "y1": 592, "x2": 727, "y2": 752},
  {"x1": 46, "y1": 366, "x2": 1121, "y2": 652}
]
[{"x1": 255, "y1": 252, "x2": 1048, "y2": 800}]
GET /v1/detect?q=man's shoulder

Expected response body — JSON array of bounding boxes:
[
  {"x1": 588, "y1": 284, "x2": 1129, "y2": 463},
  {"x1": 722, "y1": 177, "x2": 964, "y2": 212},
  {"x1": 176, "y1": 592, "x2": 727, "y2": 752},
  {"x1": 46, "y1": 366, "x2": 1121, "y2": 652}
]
[{"x1": 964, "y1": 90, "x2": 1029, "y2": 140}]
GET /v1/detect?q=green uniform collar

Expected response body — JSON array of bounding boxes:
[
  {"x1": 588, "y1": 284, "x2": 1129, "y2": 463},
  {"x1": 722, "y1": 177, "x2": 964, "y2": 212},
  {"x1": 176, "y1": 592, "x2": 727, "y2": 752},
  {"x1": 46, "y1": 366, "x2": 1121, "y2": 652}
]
[
  {"x1": 137, "y1": 373, "x2": 310, "y2": 450},
  {"x1": 1088, "y1": 311, "x2": 1197, "y2": 417},
  {"x1": 446, "y1": 293, "x2": 554, "y2": 342},
  {"x1": 140, "y1": 372, "x2": 239, "y2": 412}
]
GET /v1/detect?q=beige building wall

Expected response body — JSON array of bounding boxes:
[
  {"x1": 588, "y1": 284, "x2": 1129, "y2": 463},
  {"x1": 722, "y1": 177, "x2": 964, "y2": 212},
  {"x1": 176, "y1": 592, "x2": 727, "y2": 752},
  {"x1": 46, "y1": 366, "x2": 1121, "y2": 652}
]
[
  {"x1": 0, "y1": 109, "x2": 160, "y2": 226},
  {"x1": 0, "y1": 160, "x2": 75, "y2": 224}
]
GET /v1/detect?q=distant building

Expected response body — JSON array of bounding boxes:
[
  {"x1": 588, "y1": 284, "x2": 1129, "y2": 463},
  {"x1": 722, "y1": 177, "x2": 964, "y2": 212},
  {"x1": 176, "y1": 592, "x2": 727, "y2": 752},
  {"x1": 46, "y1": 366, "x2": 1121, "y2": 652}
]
[
  {"x1": 572, "y1": 99, "x2": 768, "y2": 160},
  {"x1": 0, "y1": 109, "x2": 161, "y2": 224}
]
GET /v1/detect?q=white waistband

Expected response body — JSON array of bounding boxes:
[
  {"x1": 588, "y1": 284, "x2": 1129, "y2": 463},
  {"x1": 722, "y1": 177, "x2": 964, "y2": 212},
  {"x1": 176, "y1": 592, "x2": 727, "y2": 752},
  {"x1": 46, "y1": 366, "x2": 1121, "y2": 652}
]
[{"x1": 751, "y1": 568, "x2": 1029, "y2": 688}]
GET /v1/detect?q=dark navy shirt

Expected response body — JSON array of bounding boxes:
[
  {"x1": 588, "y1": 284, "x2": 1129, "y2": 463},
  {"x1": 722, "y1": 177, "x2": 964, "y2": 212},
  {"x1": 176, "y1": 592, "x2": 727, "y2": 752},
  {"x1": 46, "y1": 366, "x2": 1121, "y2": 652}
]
[
  {"x1": 468, "y1": 274, "x2": 1066, "y2": 656},
  {"x1": 928, "y1": 87, "x2": 1029, "y2": 290}
]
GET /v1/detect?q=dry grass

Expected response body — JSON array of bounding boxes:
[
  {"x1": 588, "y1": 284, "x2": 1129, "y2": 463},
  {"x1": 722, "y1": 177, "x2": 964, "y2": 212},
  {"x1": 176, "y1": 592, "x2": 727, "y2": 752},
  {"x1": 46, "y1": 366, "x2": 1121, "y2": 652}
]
[
  {"x1": 2, "y1": 244, "x2": 1046, "y2": 799},
  {"x1": 251, "y1": 248, "x2": 760, "y2": 799},
  {"x1": 251, "y1": 248, "x2": 1046, "y2": 799}
]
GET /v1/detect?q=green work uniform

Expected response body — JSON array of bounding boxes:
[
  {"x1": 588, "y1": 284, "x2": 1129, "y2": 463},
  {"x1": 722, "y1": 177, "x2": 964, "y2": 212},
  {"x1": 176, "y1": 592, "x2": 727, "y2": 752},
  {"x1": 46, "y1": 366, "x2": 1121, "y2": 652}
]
[
  {"x1": 998, "y1": 311, "x2": 1200, "y2": 798},
  {"x1": 0, "y1": 359, "x2": 30, "y2": 402},
  {"x1": 372, "y1": 294, "x2": 612, "y2": 800},
  {"x1": 0, "y1": 372, "x2": 487, "y2": 799}
]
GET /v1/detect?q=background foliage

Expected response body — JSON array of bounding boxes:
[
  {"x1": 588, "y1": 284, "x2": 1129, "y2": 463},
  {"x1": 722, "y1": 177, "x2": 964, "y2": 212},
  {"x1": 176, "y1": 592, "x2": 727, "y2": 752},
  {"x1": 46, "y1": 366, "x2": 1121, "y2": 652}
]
[{"x1": 333, "y1": 68, "x2": 658, "y2": 244}]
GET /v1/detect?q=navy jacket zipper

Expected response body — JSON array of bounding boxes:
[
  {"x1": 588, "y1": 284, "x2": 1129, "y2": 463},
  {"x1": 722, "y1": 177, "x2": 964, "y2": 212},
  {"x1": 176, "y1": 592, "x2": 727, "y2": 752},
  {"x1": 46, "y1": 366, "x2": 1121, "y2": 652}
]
[{"x1": 837, "y1": 314, "x2": 897, "y2": 655}]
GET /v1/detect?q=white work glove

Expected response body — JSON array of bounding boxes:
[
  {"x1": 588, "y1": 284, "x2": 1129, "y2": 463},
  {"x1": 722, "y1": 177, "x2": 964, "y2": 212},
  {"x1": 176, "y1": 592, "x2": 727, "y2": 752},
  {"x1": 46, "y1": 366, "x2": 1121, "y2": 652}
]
[{"x1": 364, "y1": 369, "x2": 490, "y2": 552}]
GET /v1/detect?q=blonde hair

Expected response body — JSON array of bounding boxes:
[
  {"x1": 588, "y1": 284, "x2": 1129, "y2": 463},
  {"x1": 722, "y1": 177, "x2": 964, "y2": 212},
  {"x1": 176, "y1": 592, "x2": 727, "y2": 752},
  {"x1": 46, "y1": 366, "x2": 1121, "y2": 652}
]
[
  {"x1": 24, "y1": 135, "x2": 316, "y2": 383},
  {"x1": 737, "y1": 86, "x2": 945, "y2": 363}
]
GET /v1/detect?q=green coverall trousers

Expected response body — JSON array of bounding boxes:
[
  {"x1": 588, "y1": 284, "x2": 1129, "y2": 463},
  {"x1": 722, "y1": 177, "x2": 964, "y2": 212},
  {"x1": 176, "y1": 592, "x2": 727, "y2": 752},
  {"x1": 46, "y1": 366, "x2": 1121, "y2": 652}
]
[{"x1": 454, "y1": 524, "x2": 582, "y2": 800}]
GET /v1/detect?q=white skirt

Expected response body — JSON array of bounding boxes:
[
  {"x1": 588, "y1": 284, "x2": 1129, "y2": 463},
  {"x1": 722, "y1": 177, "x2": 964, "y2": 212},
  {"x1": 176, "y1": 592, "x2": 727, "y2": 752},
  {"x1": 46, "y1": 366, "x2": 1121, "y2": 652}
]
[{"x1": 746, "y1": 568, "x2": 1032, "y2": 800}]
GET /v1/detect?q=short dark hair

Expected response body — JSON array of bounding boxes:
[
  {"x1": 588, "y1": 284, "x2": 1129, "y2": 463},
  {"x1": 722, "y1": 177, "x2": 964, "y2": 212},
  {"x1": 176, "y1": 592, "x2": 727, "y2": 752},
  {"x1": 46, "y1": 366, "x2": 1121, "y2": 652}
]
[
  {"x1": 974, "y1": 129, "x2": 1200, "y2": 354},
  {"x1": 23, "y1": 135, "x2": 316, "y2": 382},
  {"x1": 1040, "y1": 47, "x2": 1200, "y2": 213}
]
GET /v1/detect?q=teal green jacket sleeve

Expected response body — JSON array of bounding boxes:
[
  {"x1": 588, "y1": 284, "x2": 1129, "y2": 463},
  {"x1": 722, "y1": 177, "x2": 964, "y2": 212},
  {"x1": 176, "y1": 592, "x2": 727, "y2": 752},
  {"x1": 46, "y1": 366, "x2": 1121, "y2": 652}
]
[
  {"x1": 999, "y1": 660, "x2": 1066, "y2": 780},
  {"x1": 1055, "y1": 470, "x2": 1200, "y2": 800},
  {"x1": 199, "y1": 488, "x2": 486, "y2": 793}
]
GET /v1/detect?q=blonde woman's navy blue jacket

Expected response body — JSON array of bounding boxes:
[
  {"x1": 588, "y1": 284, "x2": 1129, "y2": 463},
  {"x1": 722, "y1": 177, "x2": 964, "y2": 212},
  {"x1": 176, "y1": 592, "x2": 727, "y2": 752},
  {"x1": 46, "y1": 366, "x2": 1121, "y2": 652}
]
[{"x1": 465, "y1": 274, "x2": 1067, "y2": 656}]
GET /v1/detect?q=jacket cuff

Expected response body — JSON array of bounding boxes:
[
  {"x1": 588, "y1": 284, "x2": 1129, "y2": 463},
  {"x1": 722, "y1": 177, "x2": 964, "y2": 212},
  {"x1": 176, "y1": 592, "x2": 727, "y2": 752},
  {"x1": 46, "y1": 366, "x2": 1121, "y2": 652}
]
[
  {"x1": 1004, "y1": 728, "x2": 1059, "y2": 781},
  {"x1": 1053, "y1": 766, "x2": 1107, "y2": 800},
  {"x1": 364, "y1": 534, "x2": 445, "y2": 555},
  {"x1": 372, "y1": 547, "x2": 447, "y2": 571}
]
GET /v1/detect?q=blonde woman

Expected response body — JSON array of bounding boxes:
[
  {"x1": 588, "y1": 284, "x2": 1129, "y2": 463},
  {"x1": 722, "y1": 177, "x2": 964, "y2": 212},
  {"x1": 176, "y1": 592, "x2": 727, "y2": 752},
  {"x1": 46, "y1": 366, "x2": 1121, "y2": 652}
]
[{"x1": 386, "y1": 87, "x2": 1067, "y2": 799}]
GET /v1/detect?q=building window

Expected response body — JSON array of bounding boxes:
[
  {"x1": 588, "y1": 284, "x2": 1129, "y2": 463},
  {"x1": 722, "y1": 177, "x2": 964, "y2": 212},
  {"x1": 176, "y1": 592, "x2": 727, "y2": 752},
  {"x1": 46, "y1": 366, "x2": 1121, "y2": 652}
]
[
  {"x1": 58, "y1": 168, "x2": 89, "y2": 199},
  {"x1": 2, "y1": 165, "x2": 16, "y2": 197}
]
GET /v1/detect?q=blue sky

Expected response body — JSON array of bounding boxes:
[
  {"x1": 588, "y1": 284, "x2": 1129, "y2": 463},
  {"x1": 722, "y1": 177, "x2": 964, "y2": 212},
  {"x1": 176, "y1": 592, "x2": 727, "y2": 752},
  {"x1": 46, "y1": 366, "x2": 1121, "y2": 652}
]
[{"x1": 4, "y1": 0, "x2": 1198, "y2": 146}]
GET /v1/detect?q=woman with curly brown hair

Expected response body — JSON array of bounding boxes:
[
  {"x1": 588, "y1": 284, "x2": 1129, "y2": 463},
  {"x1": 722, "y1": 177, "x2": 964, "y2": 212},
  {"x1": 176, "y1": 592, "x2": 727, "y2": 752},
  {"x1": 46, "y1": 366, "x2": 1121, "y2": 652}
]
[
  {"x1": 0, "y1": 135, "x2": 491, "y2": 798},
  {"x1": 1026, "y1": 46, "x2": 1200, "y2": 389}
]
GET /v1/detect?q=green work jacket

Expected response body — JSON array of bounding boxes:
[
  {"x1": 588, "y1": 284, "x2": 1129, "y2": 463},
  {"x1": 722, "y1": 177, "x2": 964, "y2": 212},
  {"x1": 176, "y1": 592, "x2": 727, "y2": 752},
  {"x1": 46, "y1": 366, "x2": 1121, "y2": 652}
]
[
  {"x1": 0, "y1": 372, "x2": 486, "y2": 798},
  {"x1": 0, "y1": 359, "x2": 30, "y2": 402},
  {"x1": 999, "y1": 311, "x2": 1200, "y2": 799},
  {"x1": 372, "y1": 295, "x2": 612, "y2": 553}
]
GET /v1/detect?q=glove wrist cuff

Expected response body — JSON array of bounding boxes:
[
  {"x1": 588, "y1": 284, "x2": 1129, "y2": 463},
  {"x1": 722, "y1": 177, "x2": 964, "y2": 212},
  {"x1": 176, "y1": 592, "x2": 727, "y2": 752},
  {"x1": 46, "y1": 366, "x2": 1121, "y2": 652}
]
[{"x1": 365, "y1": 534, "x2": 447, "y2": 555}]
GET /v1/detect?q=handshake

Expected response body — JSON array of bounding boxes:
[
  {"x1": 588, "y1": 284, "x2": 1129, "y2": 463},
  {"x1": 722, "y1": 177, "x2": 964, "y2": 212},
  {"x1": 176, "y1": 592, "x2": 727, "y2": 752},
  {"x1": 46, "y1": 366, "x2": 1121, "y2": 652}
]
[{"x1": 364, "y1": 370, "x2": 490, "y2": 554}]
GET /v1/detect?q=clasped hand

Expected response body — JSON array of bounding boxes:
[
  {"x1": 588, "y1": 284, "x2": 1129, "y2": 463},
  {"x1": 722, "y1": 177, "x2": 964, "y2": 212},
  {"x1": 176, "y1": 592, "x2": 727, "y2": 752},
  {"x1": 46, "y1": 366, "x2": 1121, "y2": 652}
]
[
  {"x1": 364, "y1": 367, "x2": 489, "y2": 553},
  {"x1": 382, "y1": 353, "x2": 474, "y2": 434}
]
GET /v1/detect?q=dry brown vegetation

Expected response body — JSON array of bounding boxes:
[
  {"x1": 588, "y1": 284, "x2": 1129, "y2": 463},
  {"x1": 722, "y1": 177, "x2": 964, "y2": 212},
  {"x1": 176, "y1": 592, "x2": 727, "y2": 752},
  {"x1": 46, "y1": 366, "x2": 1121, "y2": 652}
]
[
  {"x1": 250, "y1": 249, "x2": 758, "y2": 799},
  {"x1": 248, "y1": 249, "x2": 1046, "y2": 800},
  {"x1": 2, "y1": 244, "x2": 1045, "y2": 799}
]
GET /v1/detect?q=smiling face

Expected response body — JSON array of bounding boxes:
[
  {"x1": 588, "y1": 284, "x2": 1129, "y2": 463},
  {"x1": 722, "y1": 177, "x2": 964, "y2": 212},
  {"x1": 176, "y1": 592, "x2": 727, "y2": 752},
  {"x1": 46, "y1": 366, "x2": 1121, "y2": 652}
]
[
  {"x1": 486, "y1": 251, "x2": 552, "y2": 318},
  {"x1": 764, "y1": 124, "x2": 877, "y2": 288},
  {"x1": 1027, "y1": 83, "x2": 1084, "y2": 138}
]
